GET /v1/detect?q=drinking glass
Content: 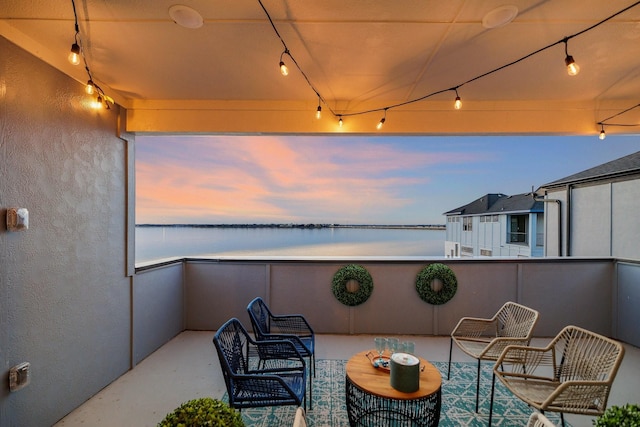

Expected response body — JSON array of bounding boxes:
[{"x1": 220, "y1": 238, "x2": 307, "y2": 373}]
[
  {"x1": 402, "y1": 341, "x2": 415, "y2": 355},
  {"x1": 387, "y1": 337, "x2": 399, "y2": 355},
  {"x1": 374, "y1": 337, "x2": 387, "y2": 362}
]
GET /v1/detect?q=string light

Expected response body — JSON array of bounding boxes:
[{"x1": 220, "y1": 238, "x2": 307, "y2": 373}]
[
  {"x1": 67, "y1": 0, "x2": 113, "y2": 110},
  {"x1": 376, "y1": 109, "x2": 387, "y2": 130},
  {"x1": 563, "y1": 38, "x2": 580, "y2": 76},
  {"x1": 85, "y1": 79, "x2": 95, "y2": 95},
  {"x1": 338, "y1": 116, "x2": 343, "y2": 127},
  {"x1": 67, "y1": 0, "x2": 81, "y2": 65},
  {"x1": 68, "y1": 43, "x2": 81, "y2": 65},
  {"x1": 316, "y1": 96, "x2": 322, "y2": 119},
  {"x1": 257, "y1": 0, "x2": 640, "y2": 129},
  {"x1": 596, "y1": 103, "x2": 640, "y2": 139},
  {"x1": 454, "y1": 88, "x2": 462, "y2": 110},
  {"x1": 279, "y1": 50, "x2": 289, "y2": 76}
]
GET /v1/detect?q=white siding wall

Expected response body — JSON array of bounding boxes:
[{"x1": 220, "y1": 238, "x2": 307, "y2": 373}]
[
  {"x1": 545, "y1": 177, "x2": 640, "y2": 260},
  {"x1": 571, "y1": 185, "x2": 612, "y2": 256},
  {"x1": 612, "y1": 180, "x2": 640, "y2": 259}
]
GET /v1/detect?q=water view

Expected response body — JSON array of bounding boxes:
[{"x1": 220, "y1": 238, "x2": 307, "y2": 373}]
[{"x1": 135, "y1": 225, "x2": 446, "y2": 263}]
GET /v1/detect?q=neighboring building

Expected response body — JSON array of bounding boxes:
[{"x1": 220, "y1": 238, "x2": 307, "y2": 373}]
[
  {"x1": 537, "y1": 150, "x2": 640, "y2": 259},
  {"x1": 444, "y1": 193, "x2": 544, "y2": 258}
]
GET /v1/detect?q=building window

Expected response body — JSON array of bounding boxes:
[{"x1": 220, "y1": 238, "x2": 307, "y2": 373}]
[
  {"x1": 480, "y1": 215, "x2": 498, "y2": 223},
  {"x1": 463, "y1": 216, "x2": 473, "y2": 231},
  {"x1": 508, "y1": 214, "x2": 528, "y2": 244}
]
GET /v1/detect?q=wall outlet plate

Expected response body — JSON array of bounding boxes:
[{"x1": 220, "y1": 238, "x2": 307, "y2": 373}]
[
  {"x1": 7, "y1": 207, "x2": 29, "y2": 231},
  {"x1": 9, "y1": 362, "x2": 30, "y2": 391}
]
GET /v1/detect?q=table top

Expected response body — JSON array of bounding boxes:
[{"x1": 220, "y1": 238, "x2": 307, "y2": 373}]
[{"x1": 345, "y1": 350, "x2": 442, "y2": 400}]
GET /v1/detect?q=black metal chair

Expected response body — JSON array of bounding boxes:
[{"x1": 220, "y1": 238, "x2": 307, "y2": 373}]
[
  {"x1": 213, "y1": 318, "x2": 307, "y2": 411},
  {"x1": 247, "y1": 297, "x2": 315, "y2": 407}
]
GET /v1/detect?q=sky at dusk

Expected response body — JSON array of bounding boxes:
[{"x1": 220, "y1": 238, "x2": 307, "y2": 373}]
[{"x1": 136, "y1": 134, "x2": 639, "y2": 225}]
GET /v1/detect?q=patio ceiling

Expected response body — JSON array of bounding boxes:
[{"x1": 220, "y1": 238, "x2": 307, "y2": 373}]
[{"x1": 2, "y1": 0, "x2": 640, "y2": 135}]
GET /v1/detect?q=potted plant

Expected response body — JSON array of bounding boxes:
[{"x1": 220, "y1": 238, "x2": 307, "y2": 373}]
[
  {"x1": 593, "y1": 404, "x2": 640, "y2": 426},
  {"x1": 158, "y1": 397, "x2": 245, "y2": 427}
]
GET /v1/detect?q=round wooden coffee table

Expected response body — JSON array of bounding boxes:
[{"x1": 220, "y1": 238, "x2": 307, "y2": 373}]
[{"x1": 345, "y1": 350, "x2": 442, "y2": 426}]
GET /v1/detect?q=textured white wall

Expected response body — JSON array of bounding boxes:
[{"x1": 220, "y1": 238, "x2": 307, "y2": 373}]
[{"x1": 0, "y1": 36, "x2": 131, "y2": 426}]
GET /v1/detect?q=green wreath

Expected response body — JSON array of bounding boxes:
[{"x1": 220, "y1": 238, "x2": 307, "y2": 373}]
[
  {"x1": 415, "y1": 263, "x2": 457, "y2": 305},
  {"x1": 332, "y1": 264, "x2": 374, "y2": 306}
]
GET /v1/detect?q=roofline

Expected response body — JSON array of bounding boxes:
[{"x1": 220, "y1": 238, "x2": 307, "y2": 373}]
[
  {"x1": 444, "y1": 209, "x2": 543, "y2": 216},
  {"x1": 541, "y1": 169, "x2": 640, "y2": 189}
]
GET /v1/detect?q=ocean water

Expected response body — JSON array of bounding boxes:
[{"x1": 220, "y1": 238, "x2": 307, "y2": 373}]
[{"x1": 135, "y1": 226, "x2": 446, "y2": 263}]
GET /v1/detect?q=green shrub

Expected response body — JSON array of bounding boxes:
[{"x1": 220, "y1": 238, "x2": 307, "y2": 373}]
[
  {"x1": 594, "y1": 404, "x2": 640, "y2": 427},
  {"x1": 158, "y1": 397, "x2": 244, "y2": 427}
]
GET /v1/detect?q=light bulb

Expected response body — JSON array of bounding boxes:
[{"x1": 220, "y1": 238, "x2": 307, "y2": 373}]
[
  {"x1": 316, "y1": 105, "x2": 322, "y2": 120},
  {"x1": 94, "y1": 95, "x2": 103, "y2": 109},
  {"x1": 565, "y1": 55, "x2": 580, "y2": 76},
  {"x1": 599, "y1": 129, "x2": 606, "y2": 140},
  {"x1": 279, "y1": 61, "x2": 289, "y2": 76},
  {"x1": 68, "y1": 43, "x2": 81, "y2": 65},
  {"x1": 454, "y1": 96, "x2": 462, "y2": 110},
  {"x1": 85, "y1": 79, "x2": 95, "y2": 95},
  {"x1": 338, "y1": 117, "x2": 343, "y2": 127},
  {"x1": 376, "y1": 117, "x2": 385, "y2": 130}
]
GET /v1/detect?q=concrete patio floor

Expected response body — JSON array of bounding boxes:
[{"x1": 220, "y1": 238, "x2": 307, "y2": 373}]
[{"x1": 54, "y1": 331, "x2": 640, "y2": 427}]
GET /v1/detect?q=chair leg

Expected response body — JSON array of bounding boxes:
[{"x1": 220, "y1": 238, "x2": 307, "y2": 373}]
[
  {"x1": 447, "y1": 337, "x2": 453, "y2": 380},
  {"x1": 560, "y1": 413, "x2": 565, "y2": 427},
  {"x1": 308, "y1": 360, "x2": 313, "y2": 410},
  {"x1": 475, "y1": 359, "x2": 481, "y2": 413},
  {"x1": 488, "y1": 373, "x2": 496, "y2": 427}
]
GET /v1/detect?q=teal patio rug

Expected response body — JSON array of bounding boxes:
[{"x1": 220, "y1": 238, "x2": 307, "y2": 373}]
[{"x1": 222, "y1": 360, "x2": 570, "y2": 426}]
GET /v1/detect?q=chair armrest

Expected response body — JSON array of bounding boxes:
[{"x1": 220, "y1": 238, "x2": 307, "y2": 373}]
[
  {"x1": 494, "y1": 344, "x2": 556, "y2": 375},
  {"x1": 541, "y1": 380, "x2": 612, "y2": 412},
  {"x1": 479, "y1": 337, "x2": 535, "y2": 359},
  {"x1": 257, "y1": 334, "x2": 312, "y2": 355},
  {"x1": 253, "y1": 338, "x2": 306, "y2": 360},
  {"x1": 270, "y1": 315, "x2": 314, "y2": 336},
  {"x1": 452, "y1": 317, "x2": 499, "y2": 338},
  {"x1": 229, "y1": 372, "x2": 303, "y2": 398}
]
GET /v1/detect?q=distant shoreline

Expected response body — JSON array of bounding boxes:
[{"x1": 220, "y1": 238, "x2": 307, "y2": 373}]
[{"x1": 136, "y1": 223, "x2": 446, "y2": 230}]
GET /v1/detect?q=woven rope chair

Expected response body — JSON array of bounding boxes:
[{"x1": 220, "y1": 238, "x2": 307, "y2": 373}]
[
  {"x1": 526, "y1": 412, "x2": 556, "y2": 427},
  {"x1": 448, "y1": 301, "x2": 539, "y2": 412},
  {"x1": 213, "y1": 318, "x2": 307, "y2": 411},
  {"x1": 247, "y1": 297, "x2": 315, "y2": 408},
  {"x1": 489, "y1": 325, "x2": 625, "y2": 427}
]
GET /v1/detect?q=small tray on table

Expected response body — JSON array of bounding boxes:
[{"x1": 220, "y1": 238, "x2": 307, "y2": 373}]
[{"x1": 366, "y1": 351, "x2": 391, "y2": 372}]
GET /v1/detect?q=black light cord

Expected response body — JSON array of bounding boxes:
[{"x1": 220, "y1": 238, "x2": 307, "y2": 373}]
[
  {"x1": 597, "y1": 103, "x2": 640, "y2": 127},
  {"x1": 257, "y1": 0, "x2": 334, "y2": 116},
  {"x1": 257, "y1": 0, "x2": 640, "y2": 124}
]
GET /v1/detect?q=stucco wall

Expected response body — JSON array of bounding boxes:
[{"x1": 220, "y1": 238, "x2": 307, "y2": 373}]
[
  {"x1": 0, "y1": 37, "x2": 131, "y2": 426},
  {"x1": 133, "y1": 263, "x2": 185, "y2": 365}
]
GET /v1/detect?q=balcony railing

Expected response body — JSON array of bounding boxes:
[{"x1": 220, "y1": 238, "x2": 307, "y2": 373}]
[{"x1": 133, "y1": 256, "x2": 640, "y2": 366}]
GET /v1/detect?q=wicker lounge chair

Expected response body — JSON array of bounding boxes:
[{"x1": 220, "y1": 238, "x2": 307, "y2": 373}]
[
  {"x1": 448, "y1": 301, "x2": 539, "y2": 412},
  {"x1": 526, "y1": 412, "x2": 556, "y2": 427},
  {"x1": 489, "y1": 325, "x2": 625, "y2": 427}
]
